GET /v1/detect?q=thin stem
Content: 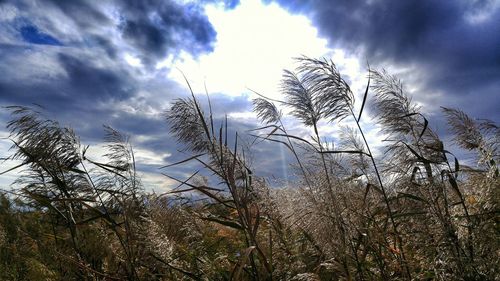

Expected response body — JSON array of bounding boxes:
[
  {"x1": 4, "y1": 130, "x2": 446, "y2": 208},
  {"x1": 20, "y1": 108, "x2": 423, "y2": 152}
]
[
  {"x1": 312, "y1": 119, "x2": 352, "y2": 280},
  {"x1": 348, "y1": 106, "x2": 411, "y2": 279}
]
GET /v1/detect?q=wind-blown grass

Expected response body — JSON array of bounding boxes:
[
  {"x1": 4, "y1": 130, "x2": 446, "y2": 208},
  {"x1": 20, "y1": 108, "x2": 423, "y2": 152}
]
[{"x1": 0, "y1": 57, "x2": 498, "y2": 281}]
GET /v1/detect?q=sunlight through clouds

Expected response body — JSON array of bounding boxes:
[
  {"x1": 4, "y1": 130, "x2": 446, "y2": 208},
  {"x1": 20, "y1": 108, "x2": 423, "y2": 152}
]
[
  {"x1": 2, "y1": 0, "x2": 495, "y2": 192},
  {"x1": 164, "y1": 0, "x2": 331, "y2": 98},
  {"x1": 154, "y1": 0, "x2": 388, "y2": 182}
]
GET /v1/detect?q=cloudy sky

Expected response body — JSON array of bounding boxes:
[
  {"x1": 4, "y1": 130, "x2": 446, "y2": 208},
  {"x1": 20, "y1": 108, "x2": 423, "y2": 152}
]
[{"x1": 1, "y1": 0, "x2": 499, "y2": 191}]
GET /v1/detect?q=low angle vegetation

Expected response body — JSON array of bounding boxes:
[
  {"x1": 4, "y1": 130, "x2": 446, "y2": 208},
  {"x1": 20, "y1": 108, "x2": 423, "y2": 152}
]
[{"x1": 0, "y1": 57, "x2": 498, "y2": 280}]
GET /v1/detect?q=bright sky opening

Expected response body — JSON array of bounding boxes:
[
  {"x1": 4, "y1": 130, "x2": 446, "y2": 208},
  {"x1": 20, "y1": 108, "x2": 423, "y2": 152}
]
[{"x1": 165, "y1": 0, "x2": 332, "y2": 98}]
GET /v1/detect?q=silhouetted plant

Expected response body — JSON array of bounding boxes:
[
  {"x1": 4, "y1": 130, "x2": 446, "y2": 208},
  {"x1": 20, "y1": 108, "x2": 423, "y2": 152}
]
[{"x1": 0, "y1": 56, "x2": 498, "y2": 281}]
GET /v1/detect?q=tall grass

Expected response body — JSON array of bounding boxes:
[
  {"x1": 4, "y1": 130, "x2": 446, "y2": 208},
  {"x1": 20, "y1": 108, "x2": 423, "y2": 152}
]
[{"x1": 0, "y1": 57, "x2": 498, "y2": 280}]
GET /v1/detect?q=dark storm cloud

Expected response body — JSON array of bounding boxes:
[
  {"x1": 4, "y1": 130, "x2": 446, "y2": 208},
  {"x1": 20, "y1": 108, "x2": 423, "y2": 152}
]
[
  {"x1": 0, "y1": 49, "x2": 134, "y2": 111},
  {"x1": 118, "y1": 0, "x2": 217, "y2": 64},
  {"x1": 0, "y1": 0, "x2": 222, "y2": 129},
  {"x1": 272, "y1": 0, "x2": 500, "y2": 121},
  {"x1": 2, "y1": 0, "x2": 218, "y2": 64},
  {"x1": 58, "y1": 53, "x2": 135, "y2": 101}
]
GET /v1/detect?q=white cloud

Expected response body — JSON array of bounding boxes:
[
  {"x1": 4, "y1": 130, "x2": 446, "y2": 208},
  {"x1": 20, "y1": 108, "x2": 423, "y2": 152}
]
[
  {"x1": 124, "y1": 53, "x2": 142, "y2": 67},
  {"x1": 464, "y1": 0, "x2": 500, "y2": 25},
  {"x1": 140, "y1": 172, "x2": 176, "y2": 193},
  {"x1": 162, "y1": 0, "x2": 332, "y2": 99},
  {"x1": 133, "y1": 148, "x2": 170, "y2": 166},
  {"x1": 0, "y1": 133, "x2": 23, "y2": 189},
  {"x1": 0, "y1": 3, "x2": 17, "y2": 22},
  {"x1": 0, "y1": 47, "x2": 67, "y2": 84}
]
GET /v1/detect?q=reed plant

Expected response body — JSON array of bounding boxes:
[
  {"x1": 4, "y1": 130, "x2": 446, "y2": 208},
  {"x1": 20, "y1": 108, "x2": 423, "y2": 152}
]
[{"x1": 0, "y1": 57, "x2": 498, "y2": 280}]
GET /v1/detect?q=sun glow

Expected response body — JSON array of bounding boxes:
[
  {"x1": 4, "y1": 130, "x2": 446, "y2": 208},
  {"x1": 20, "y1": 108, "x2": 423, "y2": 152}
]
[{"x1": 164, "y1": 0, "x2": 331, "y2": 99}]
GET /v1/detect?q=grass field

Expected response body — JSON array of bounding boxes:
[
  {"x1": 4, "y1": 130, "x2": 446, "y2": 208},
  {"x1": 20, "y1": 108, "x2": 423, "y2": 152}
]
[{"x1": 0, "y1": 57, "x2": 498, "y2": 280}]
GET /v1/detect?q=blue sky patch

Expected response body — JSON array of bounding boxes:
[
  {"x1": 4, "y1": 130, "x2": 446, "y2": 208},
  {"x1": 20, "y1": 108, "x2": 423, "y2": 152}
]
[{"x1": 20, "y1": 25, "x2": 62, "y2": 46}]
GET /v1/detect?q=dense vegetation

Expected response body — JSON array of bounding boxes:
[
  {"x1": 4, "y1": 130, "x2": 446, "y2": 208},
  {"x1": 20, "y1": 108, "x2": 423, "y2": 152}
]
[{"x1": 0, "y1": 57, "x2": 498, "y2": 280}]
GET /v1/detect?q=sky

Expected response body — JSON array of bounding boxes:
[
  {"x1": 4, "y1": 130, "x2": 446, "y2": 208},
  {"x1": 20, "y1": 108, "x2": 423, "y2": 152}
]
[{"x1": 0, "y1": 0, "x2": 499, "y2": 191}]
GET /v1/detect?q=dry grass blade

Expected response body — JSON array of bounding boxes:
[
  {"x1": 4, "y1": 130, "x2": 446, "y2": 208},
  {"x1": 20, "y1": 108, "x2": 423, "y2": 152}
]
[
  {"x1": 442, "y1": 107, "x2": 483, "y2": 150},
  {"x1": 6, "y1": 106, "x2": 82, "y2": 170},
  {"x1": 231, "y1": 246, "x2": 256, "y2": 280},
  {"x1": 166, "y1": 98, "x2": 209, "y2": 153},
  {"x1": 281, "y1": 69, "x2": 318, "y2": 126},
  {"x1": 370, "y1": 69, "x2": 418, "y2": 136},
  {"x1": 159, "y1": 153, "x2": 205, "y2": 169},
  {"x1": 320, "y1": 150, "x2": 371, "y2": 157},
  {"x1": 357, "y1": 73, "x2": 370, "y2": 122},
  {"x1": 249, "y1": 134, "x2": 294, "y2": 152},
  {"x1": 295, "y1": 56, "x2": 354, "y2": 123},
  {"x1": 102, "y1": 125, "x2": 132, "y2": 171},
  {"x1": 253, "y1": 98, "x2": 281, "y2": 124}
]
